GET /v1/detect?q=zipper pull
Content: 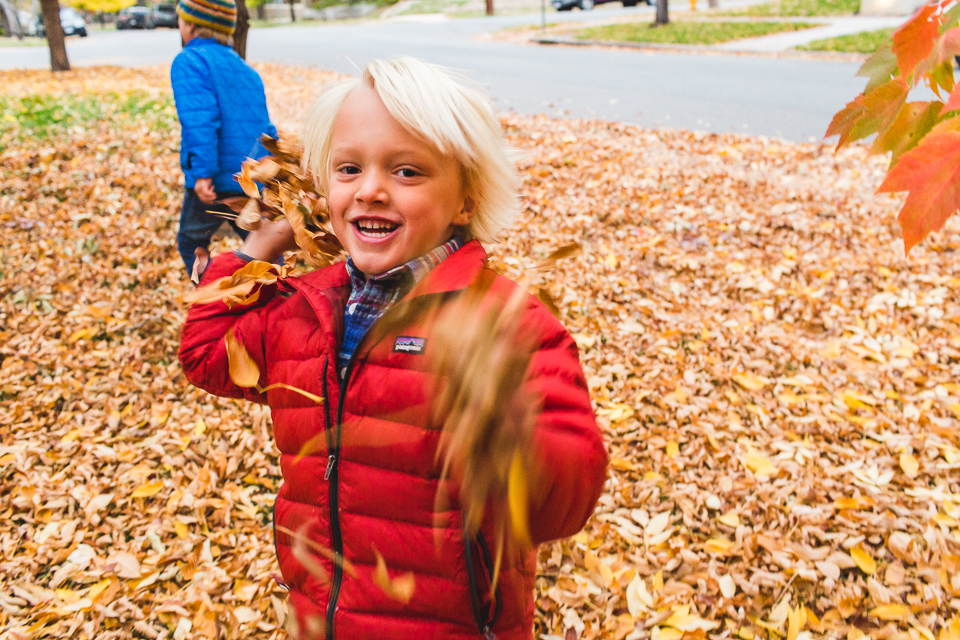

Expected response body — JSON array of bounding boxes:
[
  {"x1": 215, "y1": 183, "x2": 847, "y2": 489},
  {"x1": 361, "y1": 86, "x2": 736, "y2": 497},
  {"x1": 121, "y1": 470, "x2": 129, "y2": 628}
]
[
  {"x1": 324, "y1": 454, "x2": 336, "y2": 480},
  {"x1": 483, "y1": 626, "x2": 497, "y2": 640}
]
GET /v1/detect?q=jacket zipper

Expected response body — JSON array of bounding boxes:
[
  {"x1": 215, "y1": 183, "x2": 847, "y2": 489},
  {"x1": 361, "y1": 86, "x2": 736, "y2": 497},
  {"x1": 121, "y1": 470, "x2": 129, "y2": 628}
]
[
  {"x1": 463, "y1": 522, "x2": 502, "y2": 638},
  {"x1": 325, "y1": 351, "x2": 359, "y2": 639},
  {"x1": 322, "y1": 357, "x2": 342, "y2": 640}
]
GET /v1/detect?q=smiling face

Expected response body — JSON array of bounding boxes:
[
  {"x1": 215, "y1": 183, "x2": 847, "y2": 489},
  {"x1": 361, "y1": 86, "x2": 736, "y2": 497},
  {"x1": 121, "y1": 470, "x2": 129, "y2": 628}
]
[{"x1": 327, "y1": 86, "x2": 475, "y2": 278}]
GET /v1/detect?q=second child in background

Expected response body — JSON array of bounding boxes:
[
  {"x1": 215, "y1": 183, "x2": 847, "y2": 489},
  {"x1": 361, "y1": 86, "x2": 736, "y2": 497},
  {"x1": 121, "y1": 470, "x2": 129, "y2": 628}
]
[{"x1": 171, "y1": 0, "x2": 277, "y2": 277}]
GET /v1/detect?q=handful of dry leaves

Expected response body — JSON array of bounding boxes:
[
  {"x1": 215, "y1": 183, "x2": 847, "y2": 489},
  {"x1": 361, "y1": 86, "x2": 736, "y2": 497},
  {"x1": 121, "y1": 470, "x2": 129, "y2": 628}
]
[
  {"x1": 428, "y1": 244, "x2": 583, "y2": 587},
  {"x1": 218, "y1": 131, "x2": 343, "y2": 271}
]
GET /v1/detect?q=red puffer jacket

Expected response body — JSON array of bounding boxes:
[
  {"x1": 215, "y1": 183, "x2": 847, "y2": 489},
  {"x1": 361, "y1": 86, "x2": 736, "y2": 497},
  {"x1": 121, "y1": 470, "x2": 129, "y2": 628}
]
[{"x1": 179, "y1": 241, "x2": 607, "y2": 640}]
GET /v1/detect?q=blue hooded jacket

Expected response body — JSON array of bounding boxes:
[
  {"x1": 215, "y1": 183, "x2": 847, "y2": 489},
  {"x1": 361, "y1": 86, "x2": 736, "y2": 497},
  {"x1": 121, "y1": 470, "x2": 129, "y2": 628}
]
[{"x1": 171, "y1": 38, "x2": 277, "y2": 194}]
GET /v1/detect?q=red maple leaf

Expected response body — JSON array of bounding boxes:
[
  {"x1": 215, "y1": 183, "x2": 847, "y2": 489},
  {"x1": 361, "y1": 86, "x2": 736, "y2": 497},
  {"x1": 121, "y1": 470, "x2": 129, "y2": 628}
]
[
  {"x1": 892, "y1": 2, "x2": 939, "y2": 79},
  {"x1": 826, "y1": 77, "x2": 909, "y2": 149},
  {"x1": 877, "y1": 129, "x2": 960, "y2": 252}
]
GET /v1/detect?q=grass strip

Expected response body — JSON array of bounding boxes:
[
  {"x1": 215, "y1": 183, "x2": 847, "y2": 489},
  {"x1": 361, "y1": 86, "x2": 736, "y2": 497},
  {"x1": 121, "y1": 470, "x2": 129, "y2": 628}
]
[
  {"x1": 0, "y1": 91, "x2": 176, "y2": 149},
  {"x1": 573, "y1": 19, "x2": 818, "y2": 45},
  {"x1": 720, "y1": 0, "x2": 858, "y2": 17},
  {"x1": 796, "y1": 26, "x2": 893, "y2": 52}
]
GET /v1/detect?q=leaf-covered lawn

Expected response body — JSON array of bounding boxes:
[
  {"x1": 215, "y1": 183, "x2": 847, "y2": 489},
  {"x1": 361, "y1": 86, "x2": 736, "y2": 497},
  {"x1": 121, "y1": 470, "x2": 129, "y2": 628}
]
[
  {"x1": 2, "y1": 66, "x2": 960, "y2": 640},
  {"x1": 796, "y1": 27, "x2": 894, "y2": 53},
  {"x1": 572, "y1": 20, "x2": 819, "y2": 45}
]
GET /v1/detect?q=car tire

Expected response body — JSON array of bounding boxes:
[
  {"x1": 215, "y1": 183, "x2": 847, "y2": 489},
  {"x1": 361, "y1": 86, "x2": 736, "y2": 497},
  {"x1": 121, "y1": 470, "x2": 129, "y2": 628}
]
[
  {"x1": 623, "y1": 0, "x2": 637, "y2": 5},
  {"x1": 79, "y1": 28, "x2": 87, "y2": 36},
  {"x1": 580, "y1": 0, "x2": 594, "y2": 9}
]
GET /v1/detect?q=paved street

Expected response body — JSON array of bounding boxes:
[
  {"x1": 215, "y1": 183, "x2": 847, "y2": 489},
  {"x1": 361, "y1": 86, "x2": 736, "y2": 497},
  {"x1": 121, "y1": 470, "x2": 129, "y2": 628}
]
[{"x1": 0, "y1": 8, "x2": 875, "y2": 142}]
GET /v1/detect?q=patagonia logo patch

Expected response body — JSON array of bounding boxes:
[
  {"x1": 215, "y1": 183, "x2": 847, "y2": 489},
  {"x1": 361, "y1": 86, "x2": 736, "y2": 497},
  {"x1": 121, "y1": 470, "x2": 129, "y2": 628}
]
[{"x1": 393, "y1": 336, "x2": 427, "y2": 355}]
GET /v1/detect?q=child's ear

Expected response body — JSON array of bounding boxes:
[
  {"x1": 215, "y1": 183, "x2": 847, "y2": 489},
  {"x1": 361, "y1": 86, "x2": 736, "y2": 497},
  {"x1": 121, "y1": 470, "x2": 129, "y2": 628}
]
[{"x1": 453, "y1": 197, "x2": 476, "y2": 226}]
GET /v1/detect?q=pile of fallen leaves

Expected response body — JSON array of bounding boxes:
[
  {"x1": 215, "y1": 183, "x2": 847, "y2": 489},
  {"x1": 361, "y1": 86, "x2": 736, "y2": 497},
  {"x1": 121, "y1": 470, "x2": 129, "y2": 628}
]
[{"x1": 0, "y1": 65, "x2": 958, "y2": 640}]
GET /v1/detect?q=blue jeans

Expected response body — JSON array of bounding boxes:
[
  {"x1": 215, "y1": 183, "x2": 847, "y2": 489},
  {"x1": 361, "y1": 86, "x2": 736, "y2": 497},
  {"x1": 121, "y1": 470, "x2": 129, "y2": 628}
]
[{"x1": 177, "y1": 188, "x2": 249, "y2": 275}]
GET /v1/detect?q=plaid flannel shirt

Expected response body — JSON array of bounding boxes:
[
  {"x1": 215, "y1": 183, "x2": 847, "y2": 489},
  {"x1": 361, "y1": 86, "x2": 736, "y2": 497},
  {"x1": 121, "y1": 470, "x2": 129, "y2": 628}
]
[{"x1": 338, "y1": 236, "x2": 464, "y2": 379}]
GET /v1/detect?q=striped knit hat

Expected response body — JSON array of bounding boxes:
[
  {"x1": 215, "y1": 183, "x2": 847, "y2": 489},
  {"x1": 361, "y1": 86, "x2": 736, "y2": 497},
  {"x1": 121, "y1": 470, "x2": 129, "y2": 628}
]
[{"x1": 177, "y1": 0, "x2": 237, "y2": 35}]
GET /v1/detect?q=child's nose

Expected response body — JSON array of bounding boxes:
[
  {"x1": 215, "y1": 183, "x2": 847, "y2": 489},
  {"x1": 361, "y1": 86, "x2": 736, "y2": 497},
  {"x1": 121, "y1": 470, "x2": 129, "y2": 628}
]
[{"x1": 354, "y1": 171, "x2": 389, "y2": 204}]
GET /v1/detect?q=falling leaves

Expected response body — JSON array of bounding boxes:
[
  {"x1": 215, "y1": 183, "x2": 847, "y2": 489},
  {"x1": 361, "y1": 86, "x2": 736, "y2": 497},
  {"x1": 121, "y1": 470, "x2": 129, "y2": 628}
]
[{"x1": 225, "y1": 328, "x2": 260, "y2": 388}]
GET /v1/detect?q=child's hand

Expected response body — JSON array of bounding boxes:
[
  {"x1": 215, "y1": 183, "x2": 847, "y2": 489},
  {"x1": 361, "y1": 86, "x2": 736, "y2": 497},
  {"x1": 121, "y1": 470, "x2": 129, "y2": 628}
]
[
  {"x1": 195, "y1": 178, "x2": 216, "y2": 204},
  {"x1": 240, "y1": 216, "x2": 298, "y2": 262}
]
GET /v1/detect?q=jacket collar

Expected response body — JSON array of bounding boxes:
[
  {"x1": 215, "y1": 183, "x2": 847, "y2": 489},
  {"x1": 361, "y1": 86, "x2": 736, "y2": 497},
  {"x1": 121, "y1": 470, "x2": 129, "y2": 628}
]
[{"x1": 283, "y1": 239, "x2": 488, "y2": 315}]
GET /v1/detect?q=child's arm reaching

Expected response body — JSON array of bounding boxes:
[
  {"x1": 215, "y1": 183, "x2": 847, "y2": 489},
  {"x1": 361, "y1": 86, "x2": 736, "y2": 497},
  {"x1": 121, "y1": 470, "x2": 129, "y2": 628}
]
[
  {"x1": 179, "y1": 220, "x2": 297, "y2": 402},
  {"x1": 525, "y1": 312, "x2": 608, "y2": 544}
]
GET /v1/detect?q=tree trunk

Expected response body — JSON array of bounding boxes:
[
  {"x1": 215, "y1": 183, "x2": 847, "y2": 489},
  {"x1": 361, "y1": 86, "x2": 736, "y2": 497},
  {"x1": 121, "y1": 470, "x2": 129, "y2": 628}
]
[
  {"x1": 707, "y1": 0, "x2": 716, "y2": 7},
  {"x1": 654, "y1": 0, "x2": 668, "y2": 24},
  {"x1": 257, "y1": 2, "x2": 265, "y2": 19},
  {"x1": 288, "y1": 0, "x2": 295, "y2": 22},
  {"x1": 233, "y1": 0, "x2": 248, "y2": 59},
  {"x1": 40, "y1": 0, "x2": 69, "y2": 71},
  {"x1": 485, "y1": 0, "x2": 493, "y2": 14}
]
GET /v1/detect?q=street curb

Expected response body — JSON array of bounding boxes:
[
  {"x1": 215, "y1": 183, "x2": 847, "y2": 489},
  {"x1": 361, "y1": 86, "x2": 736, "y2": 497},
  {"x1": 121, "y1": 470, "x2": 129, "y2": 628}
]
[{"x1": 530, "y1": 34, "x2": 870, "y2": 61}]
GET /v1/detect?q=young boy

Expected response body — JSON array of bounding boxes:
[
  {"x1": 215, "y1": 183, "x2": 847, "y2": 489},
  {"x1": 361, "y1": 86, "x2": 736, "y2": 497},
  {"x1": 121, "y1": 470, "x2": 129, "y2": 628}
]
[
  {"x1": 171, "y1": 0, "x2": 277, "y2": 276},
  {"x1": 179, "y1": 58, "x2": 607, "y2": 639}
]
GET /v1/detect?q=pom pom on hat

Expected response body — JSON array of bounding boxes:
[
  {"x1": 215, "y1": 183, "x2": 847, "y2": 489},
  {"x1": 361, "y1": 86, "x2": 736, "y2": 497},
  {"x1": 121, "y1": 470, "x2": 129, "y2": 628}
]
[{"x1": 177, "y1": 0, "x2": 237, "y2": 35}]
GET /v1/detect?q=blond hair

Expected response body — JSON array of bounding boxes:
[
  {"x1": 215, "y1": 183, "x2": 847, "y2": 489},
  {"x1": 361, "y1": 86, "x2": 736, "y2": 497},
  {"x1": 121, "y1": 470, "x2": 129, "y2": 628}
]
[
  {"x1": 300, "y1": 57, "x2": 519, "y2": 245},
  {"x1": 193, "y1": 26, "x2": 232, "y2": 46}
]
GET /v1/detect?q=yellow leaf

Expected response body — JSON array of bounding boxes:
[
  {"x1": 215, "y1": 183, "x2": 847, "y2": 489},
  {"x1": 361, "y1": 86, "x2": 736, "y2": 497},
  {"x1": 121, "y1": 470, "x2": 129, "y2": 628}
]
[
  {"x1": 61, "y1": 429, "x2": 82, "y2": 443},
  {"x1": 507, "y1": 453, "x2": 531, "y2": 547},
  {"x1": 850, "y1": 544, "x2": 877, "y2": 575},
  {"x1": 225, "y1": 328, "x2": 260, "y2": 388},
  {"x1": 841, "y1": 390, "x2": 876, "y2": 411},
  {"x1": 932, "y1": 512, "x2": 958, "y2": 527},
  {"x1": 900, "y1": 452, "x2": 920, "y2": 478},
  {"x1": 193, "y1": 418, "x2": 206, "y2": 437},
  {"x1": 733, "y1": 372, "x2": 769, "y2": 391},
  {"x1": 664, "y1": 604, "x2": 721, "y2": 632},
  {"x1": 870, "y1": 604, "x2": 911, "y2": 621},
  {"x1": 610, "y1": 458, "x2": 638, "y2": 471},
  {"x1": 174, "y1": 521, "x2": 189, "y2": 539},
  {"x1": 372, "y1": 546, "x2": 415, "y2": 604},
  {"x1": 665, "y1": 440, "x2": 679, "y2": 457},
  {"x1": 260, "y1": 382, "x2": 324, "y2": 404},
  {"x1": 719, "y1": 512, "x2": 741, "y2": 527},
  {"x1": 743, "y1": 450, "x2": 778, "y2": 477},
  {"x1": 950, "y1": 404, "x2": 960, "y2": 420},
  {"x1": 653, "y1": 627, "x2": 685, "y2": 640},
  {"x1": 940, "y1": 616, "x2": 960, "y2": 640},
  {"x1": 130, "y1": 481, "x2": 164, "y2": 499},
  {"x1": 68, "y1": 327, "x2": 98, "y2": 343},
  {"x1": 86, "y1": 579, "x2": 111, "y2": 600},
  {"x1": 704, "y1": 536, "x2": 735, "y2": 555},
  {"x1": 788, "y1": 605, "x2": 807, "y2": 640}
]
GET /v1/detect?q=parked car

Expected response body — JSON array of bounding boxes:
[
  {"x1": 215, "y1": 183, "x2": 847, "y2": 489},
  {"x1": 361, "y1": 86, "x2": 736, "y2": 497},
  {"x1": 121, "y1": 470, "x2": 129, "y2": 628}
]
[
  {"x1": 116, "y1": 6, "x2": 153, "y2": 29},
  {"x1": 36, "y1": 6, "x2": 88, "y2": 37},
  {"x1": 553, "y1": 0, "x2": 650, "y2": 9},
  {"x1": 151, "y1": 3, "x2": 178, "y2": 28}
]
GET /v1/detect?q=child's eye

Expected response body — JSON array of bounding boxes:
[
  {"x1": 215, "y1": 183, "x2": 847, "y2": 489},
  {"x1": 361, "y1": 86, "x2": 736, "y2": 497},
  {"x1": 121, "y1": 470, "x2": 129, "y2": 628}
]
[
  {"x1": 337, "y1": 165, "x2": 360, "y2": 175},
  {"x1": 397, "y1": 168, "x2": 421, "y2": 178}
]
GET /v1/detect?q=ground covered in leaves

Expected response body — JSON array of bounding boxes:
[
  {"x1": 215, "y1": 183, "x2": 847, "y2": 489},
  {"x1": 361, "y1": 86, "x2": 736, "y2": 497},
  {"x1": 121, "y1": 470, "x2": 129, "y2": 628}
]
[{"x1": 1, "y1": 65, "x2": 959, "y2": 640}]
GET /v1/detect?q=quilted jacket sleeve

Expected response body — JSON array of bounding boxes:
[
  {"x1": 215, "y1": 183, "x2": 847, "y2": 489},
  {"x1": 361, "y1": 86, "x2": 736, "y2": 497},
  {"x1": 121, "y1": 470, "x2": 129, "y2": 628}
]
[
  {"x1": 178, "y1": 253, "x2": 282, "y2": 404},
  {"x1": 525, "y1": 304, "x2": 608, "y2": 545},
  {"x1": 171, "y1": 49, "x2": 220, "y2": 186}
]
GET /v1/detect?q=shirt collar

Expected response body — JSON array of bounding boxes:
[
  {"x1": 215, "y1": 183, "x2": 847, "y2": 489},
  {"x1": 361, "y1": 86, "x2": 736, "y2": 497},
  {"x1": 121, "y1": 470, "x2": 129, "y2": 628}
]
[{"x1": 344, "y1": 235, "x2": 465, "y2": 289}]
